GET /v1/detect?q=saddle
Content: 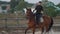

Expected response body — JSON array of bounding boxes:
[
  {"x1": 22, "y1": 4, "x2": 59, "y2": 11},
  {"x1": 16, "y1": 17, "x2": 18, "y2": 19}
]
[
  {"x1": 40, "y1": 17, "x2": 44, "y2": 23},
  {"x1": 35, "y1": 16, "x2": 44, "y2": 25}
]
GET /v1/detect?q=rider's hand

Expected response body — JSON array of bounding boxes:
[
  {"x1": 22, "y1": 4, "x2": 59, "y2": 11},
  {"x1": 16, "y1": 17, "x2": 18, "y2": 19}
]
[{"x1": 33, "y1": 10, "x2": 36, "y2": 13}]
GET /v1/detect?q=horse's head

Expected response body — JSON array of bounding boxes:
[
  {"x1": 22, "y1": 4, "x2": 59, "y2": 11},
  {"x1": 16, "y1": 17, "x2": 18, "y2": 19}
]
[
  {"x1": 26, "y1": 7, "x2": 31, "y2": 12},
  {"x1": 23, "y1": 7, "x2": 35, "y2": 19},
  {"x1": 25, "y1": 7, "x2": 33, "y2": 17}
]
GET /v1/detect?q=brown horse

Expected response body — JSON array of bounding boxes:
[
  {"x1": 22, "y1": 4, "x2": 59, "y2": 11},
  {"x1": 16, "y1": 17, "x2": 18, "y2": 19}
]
[{"x1": 25, "y1": 8, "x2": 53, "y2": 34}]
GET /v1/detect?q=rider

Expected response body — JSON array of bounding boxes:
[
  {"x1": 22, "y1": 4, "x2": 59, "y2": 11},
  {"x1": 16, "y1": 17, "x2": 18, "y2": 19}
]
[{"x1": 33, "y1": 1, "x2": 44, "y2": 25}]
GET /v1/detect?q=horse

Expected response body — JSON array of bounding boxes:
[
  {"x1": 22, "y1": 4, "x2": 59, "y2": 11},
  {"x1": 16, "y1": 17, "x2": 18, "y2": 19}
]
[{"x1": 24, "y1": 8, "x2": 53, "y2": 34}]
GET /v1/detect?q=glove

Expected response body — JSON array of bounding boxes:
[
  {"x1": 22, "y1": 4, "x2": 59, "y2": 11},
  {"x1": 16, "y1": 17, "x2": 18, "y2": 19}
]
[{"x1": 33, "y1": 10, "x2": 36, "y2": 13}]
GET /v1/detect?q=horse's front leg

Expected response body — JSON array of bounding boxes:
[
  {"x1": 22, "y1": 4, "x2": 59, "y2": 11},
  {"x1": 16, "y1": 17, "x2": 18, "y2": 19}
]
[{"x1": 25, "y1": 27, "x2": 30, "y2": 34}]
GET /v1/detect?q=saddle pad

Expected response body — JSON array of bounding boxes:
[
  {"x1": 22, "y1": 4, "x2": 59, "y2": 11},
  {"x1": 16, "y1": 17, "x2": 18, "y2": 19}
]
[{"x1": 40, "y1": 17, "x2": 44, "y2": 22}]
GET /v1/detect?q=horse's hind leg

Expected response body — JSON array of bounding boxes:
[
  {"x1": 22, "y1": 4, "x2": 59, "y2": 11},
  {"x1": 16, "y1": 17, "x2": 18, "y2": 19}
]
[
  {"x1": 41, "y1": 27, "x2": 44, "y2": 34},
  {"x1": 42, "y1": 28, "x2": 44, "y2": 34},
  {"x1": 25, "y1": 27, "x2": 30, "y2": 34},
  {"x1": 39, "y1": 25, "x2": 44, "y2": 34},
  {"x1": 32, "y1": 27, "x2": 35, "y2": 34}
]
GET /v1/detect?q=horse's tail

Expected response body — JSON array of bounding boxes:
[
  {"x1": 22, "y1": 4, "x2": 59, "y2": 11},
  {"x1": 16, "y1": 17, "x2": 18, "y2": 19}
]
[{"x1": 48, "y1": 17, "x2": 54, "y2": 32}]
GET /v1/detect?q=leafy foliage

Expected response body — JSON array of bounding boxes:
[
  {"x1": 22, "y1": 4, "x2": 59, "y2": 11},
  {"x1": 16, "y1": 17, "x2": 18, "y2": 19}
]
[
  {"x1": 46, "y1": 6, "x2": 57, "y2": 17},
  {"x1": 44, "y1": 2, "x2": 58, "y2": 17},
  {"x1": 10, "y1": 0, "x2": 33, "y2": 13},
  {"x1": 57, "y1": 3, "x2": 60, "y2": 8},
  {"x1": 10, "y1": 0, "x2": 20, "y2": 13},
  {"x1": 15, "y1": 0, "x2": 33, "y2": 10}
]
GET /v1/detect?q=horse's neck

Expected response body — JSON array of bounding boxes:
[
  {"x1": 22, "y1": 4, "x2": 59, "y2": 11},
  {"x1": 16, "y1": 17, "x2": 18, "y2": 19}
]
[
  {"x1": 28, "y1": 16, "x2": 35, "y2": 22},
  {"x1": 27, "y1": 10, "x2": 35, "y2": 22},
  {"x1": 30, "y1": 11, "x2": 33, "y2": 14}
]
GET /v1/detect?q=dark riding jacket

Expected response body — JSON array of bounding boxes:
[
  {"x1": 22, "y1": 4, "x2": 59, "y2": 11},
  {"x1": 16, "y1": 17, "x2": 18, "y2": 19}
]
[
  {"x1": 35, "y1": 5, "x2": 43, "y2": 13},
  {"x1": 35, "y1": 5, "x2": 44, "y2": 24}
]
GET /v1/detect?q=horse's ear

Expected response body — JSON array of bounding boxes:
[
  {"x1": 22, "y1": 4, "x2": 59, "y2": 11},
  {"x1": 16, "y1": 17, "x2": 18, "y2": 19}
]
[{"x1": 23, "y1": 8, "x2": 27, "y2": 12}]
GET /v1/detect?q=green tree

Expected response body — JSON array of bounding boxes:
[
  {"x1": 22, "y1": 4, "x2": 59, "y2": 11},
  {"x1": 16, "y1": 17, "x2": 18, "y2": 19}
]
[
  {"x1": 15, "y1": 0, "x2": 33, "y2": 10},
  {"x1": 10, "y1": 0, "x2": 19, "y2": 8},
  {"x1": 46, "y1": 6, "x2": 57, "y2": 17},
  {"x1": 57, "y1": 3, "x2": 60, "y2": 8},
  {"x1": 56, "y1": 3, "x2": 60, "y2": 16},
  {"x1": 15, "y1": 0, "x2": 26, "y2": 10},
  {"x1": 43, "y1": 1, "x2": 58, "y2": 17},
  {"x1": 10, "y1": 0, "x2": 19, "y2": 13}
]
